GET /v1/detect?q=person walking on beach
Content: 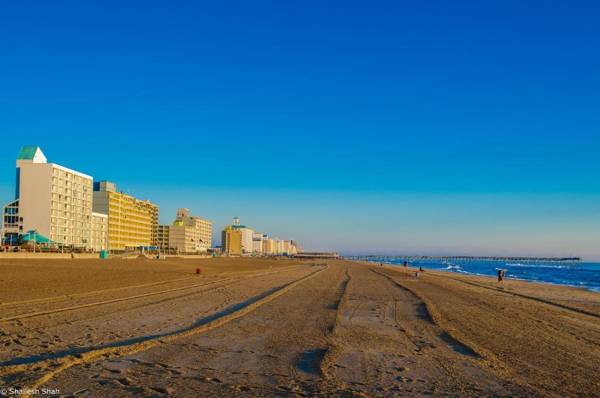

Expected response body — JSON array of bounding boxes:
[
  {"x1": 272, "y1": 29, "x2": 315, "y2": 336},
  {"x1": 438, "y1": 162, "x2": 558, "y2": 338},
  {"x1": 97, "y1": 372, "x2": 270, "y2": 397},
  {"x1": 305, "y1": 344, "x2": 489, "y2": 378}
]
[
  {"x1": 497, "y1": 269, "x2": 504, "y2": 282},
  {"x1": 403, "y1": 261, "x2": 408, "y2": 268}
]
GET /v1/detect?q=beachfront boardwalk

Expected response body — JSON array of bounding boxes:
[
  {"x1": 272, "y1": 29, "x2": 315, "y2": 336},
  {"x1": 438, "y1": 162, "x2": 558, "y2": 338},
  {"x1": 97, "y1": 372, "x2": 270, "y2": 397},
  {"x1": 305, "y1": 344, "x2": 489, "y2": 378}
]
[{"x1": 0, "y1": 258, "x2": 598, "y2": 397}]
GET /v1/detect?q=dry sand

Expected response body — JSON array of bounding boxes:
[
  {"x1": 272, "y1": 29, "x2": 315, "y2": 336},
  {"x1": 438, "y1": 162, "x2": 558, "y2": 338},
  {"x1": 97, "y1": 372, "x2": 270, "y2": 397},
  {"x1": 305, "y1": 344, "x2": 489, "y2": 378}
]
[{"x1": 0, "y1": 258, "x2": 599, "y2": 397}]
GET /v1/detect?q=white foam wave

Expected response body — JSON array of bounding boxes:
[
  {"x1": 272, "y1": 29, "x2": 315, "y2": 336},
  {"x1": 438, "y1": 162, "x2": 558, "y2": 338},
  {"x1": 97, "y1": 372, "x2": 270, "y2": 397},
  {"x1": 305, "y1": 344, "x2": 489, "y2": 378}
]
[
  {"x1": 505, "y1": 263, "x2": 570, "y2": 270},
  {"x1": 445, "y1": 264, "x2": 462, "y2": 270}
]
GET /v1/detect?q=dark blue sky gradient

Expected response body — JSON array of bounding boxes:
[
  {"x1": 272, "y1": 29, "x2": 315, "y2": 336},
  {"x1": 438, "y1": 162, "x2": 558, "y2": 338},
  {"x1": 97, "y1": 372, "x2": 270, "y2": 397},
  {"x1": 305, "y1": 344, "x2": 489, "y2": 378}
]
[{"x1": 1, "y1": 1, "x2": 600, "y2": 257}]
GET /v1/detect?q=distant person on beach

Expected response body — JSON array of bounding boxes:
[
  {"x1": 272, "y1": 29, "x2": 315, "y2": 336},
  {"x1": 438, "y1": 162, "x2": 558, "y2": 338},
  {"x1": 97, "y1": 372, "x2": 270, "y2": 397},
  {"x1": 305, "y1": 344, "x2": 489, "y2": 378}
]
[
  {"x1": 497, "y1": 269, "x2": 504, "y2": 282},
  {"x1": 403, "y1": 261, "x2": 408, "y2": 268},
  {"x1": 419, "y1": 266, "x2": 424, "y2": 272}
]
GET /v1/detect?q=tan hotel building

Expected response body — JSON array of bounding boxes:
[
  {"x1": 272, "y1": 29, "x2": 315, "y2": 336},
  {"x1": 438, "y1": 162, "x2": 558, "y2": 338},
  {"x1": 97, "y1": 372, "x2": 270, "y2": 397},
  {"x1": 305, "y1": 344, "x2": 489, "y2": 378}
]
[
  {"x1": 157, "y1": 224, "x2": 170, "y2": 252},
  {"x1": 262, "y1": 238, "x2": 275, "y2": 255},
  {"x1": 1, "y1": 146, "x2": 95, "y2": 248},
  {"x1": 159, "y1": 208, "x2": 212, "y2": 254},
  {"x1": 92, "y1": 181, "x2": 159, "y2": 252},
  {"x1": 90, "y1": 212, "x2": 108, "y2": 252}
]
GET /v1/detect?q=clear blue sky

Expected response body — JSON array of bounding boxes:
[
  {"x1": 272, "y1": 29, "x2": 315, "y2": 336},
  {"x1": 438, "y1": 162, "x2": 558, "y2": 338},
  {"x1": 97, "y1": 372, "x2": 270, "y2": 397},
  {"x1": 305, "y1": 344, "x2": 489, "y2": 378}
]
[{"x1": 1, "y1": 1, "x2": 600, "y2": 258}]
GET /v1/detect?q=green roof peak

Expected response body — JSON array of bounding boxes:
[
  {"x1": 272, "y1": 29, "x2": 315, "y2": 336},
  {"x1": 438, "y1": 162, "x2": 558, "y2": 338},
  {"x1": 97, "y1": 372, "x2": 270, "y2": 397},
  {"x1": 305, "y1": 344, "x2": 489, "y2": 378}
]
[
  {"x1": 17, "y1": 146, "x2": 47, "y2": 163},
  {"x1": 18, "y1": 146, "x2": 39, "y2": 160}
]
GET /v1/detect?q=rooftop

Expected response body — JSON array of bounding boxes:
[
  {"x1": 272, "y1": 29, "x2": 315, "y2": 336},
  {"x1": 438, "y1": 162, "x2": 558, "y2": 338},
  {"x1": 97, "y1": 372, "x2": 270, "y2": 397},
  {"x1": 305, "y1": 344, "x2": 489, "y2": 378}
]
[
  {"x1": 17, "y1": 146, "x2": 38, "y2": 160},
  {"x1": 17, "y1": 146, "x2": 47, "y2": 163}
]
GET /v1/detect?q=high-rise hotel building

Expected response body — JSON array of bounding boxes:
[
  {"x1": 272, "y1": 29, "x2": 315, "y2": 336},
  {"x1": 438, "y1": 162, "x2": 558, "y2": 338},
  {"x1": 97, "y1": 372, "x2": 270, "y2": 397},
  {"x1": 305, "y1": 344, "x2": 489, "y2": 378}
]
[
  {"x1": 1, "y1": 146, "x2": 94, "y2": 248},
  {"x1": 92, "y1": 181, "x2": 159, "y2": 252}
]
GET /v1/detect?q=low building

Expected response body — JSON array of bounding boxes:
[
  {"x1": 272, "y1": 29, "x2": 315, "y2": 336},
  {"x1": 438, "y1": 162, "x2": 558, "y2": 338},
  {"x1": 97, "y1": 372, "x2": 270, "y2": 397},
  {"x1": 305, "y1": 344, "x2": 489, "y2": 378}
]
[
  {"x1": 240, "y1": 229, "x2": 254, "y2": 254},
  {"x1": 290, "y1": 240, "x2": 301, "y2": 254},
  {"x1": 1, "y1": 199, "x2": 21, "y2": 245},
  {"x1": 282, "y1": 240, "x2": 291, "y2": 254},
  {"x1": 220, "y1": 218, "x2": 300, "y2": 257},
  {"x1": 289, "y1": 242, "x2": 298, "y2": 255},
  {"x1": 252, "y1": 232, "x2": 264, "y2": 254},
  {"x1": 275, "y1": 239, "x2": 285, "y2": 254},
  {"x1": 262, "y1": 238, "x2": 275, "y2": 255},
  {"x1": 168, "y1": 208, "x2": 213, "y2": 254},
  {"x1": 92, "y1": 181, "x2": 159, "y2": 252},
  {"x1": 294, "y1": 252, "x2": 339, "y2": 259}
]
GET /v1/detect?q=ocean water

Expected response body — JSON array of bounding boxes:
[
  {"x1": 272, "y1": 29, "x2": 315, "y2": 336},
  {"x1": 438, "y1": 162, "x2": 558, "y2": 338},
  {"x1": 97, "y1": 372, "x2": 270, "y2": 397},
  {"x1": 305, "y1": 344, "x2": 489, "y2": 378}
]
[{"x1": 364, "y1": 257, "x2": 600, "y2": 293}]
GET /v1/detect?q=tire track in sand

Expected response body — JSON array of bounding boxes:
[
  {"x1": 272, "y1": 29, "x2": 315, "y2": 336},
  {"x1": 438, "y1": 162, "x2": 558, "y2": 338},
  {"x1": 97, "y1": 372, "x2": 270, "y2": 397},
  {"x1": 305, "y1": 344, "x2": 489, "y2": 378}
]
[
  {"x1": 320, "y1": 266, "x2": 528, "y2": 397},
  {"x1": 372, "y1": 267, "x2": 543, "y2": 395},
  {"x1": 318, "y1": 268, "x2": 351, "y2": 385},
  {"x1": 0, "y1": 279, "x2": 234, "y2": 323},
  {"x1": 14, "y1": 265, "x2": 328, "y2": 398},
  {"x1": 426, "y1": 272, "x2": 600, "y2": 320},
  {"x1": 1, "y1": 265, "x2": 305, "y2": 310},
  {"x1": 0, "y1": 265, "x2": 308, "y2": 323},
  {"x1": 0, "y1": 266, "x2": 315, "y2": 372},
  {"x1": 0, "y1": 276, "x2": 194, "y2": 308},
  {"x1": 372, "y1": 269, "x2": 483, "y2": 358}
]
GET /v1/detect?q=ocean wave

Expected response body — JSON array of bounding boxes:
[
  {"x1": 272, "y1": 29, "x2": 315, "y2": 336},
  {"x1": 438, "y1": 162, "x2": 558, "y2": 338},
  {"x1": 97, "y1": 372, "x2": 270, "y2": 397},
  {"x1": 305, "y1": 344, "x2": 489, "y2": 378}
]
[
  {"x1": 454, "y1": 269, "x2": 489, "y2": 277},
  {"x1": 445, "y1": 264, "x2": 462, "y2": 270},
  {"x1": 505, "y1": 263, "x2": 570, "y2": 270},
  {"x1": 370, "y1": 259, "x2": 599, "y2": 294}
]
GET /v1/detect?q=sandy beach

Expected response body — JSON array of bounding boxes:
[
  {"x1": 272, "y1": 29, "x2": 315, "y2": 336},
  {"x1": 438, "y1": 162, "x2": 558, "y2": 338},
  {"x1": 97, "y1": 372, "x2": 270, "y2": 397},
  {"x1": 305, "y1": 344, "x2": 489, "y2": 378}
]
[{"x1": 1, "y1": 258, "x2": 599, "y2": 397}]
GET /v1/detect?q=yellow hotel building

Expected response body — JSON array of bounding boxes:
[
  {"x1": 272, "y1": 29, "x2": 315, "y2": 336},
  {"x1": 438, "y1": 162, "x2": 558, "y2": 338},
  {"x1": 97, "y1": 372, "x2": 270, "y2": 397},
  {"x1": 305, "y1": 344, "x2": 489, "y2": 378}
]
[
  {"x1": 92, "y1": 181, "x2": 158, "y2": 252},
  {"x1": 221, "y1": 225, "x2": 243, "y2": 256}
]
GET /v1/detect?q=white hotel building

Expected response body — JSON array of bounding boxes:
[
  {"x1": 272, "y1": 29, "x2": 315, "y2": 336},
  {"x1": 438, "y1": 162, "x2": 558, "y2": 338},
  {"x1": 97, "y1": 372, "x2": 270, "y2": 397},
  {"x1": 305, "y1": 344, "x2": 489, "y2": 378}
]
[{"x1": 1, "y1": 146, "x2": 97, "y2": 249}]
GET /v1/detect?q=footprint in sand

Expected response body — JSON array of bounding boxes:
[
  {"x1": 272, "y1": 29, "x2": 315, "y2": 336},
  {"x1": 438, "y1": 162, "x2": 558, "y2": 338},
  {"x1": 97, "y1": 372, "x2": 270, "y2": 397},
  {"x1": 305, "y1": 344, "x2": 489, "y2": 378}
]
[
  {"x1": 116, "y1": 377, "x2": 134, "y2": 386},
  {"x1": 150, "y1": 386, "x2": 174, "y2": 395}
]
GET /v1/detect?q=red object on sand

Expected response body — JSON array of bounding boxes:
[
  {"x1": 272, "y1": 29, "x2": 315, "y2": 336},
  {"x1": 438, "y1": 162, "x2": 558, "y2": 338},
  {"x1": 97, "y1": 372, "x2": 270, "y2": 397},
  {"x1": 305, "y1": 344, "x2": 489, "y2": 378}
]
[{"x1": 196, "y1": 268, "x2": 201, "y2": 275}]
